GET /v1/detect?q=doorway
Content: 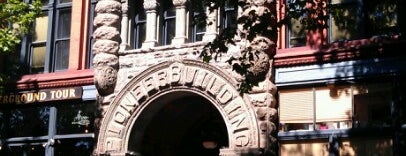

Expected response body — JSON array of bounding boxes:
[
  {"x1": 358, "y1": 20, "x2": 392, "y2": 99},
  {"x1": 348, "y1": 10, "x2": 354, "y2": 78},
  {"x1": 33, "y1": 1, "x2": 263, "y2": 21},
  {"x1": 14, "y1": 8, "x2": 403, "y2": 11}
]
[{"x1": 128, "y1": 93, "x2": 229, "y2": 156}]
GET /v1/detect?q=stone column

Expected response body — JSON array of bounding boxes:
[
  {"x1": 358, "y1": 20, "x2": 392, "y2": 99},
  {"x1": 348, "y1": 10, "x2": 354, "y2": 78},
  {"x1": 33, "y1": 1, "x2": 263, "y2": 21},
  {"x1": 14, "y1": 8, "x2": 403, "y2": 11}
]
[
  {"x1": 242, "y1": 0, "x2": 278, "y2": 155},
  {"x1": 202, "y1": 4, "x2": 218, "y2": 42},
  {"x1": 142, "y1": 0, "x2": 158, "y2": 48},
  {"x1": 92, "y1": 0, "x2": 121, "y2": 96},
  {"x1": 171, "y1": 0, "x2": 187, "y2": 45},
  {"x1": 120, "y1": 0, "x2": 129, "y2": 51}
]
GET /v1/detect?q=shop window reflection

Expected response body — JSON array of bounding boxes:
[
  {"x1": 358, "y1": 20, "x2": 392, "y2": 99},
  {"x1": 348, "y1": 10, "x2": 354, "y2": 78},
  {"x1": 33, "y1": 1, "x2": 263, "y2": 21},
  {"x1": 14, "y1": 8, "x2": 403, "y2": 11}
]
[
  {"x1": 7, "y1": 144, "x2": 45, "y2": 156},
  {"x1": 8, "y1": 107, "x2": 50, "y2": 137},
  {"x1": 56, "y1": 102, "x2": 94, "y2": 134},
  {"x1": 54, "y1": 138, "x2": 93, "y2": 156}
]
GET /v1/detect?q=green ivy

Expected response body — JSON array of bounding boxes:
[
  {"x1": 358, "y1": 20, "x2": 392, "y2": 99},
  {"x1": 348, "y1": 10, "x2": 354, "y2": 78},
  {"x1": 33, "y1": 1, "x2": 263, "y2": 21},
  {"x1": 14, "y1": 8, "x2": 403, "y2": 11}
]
[{"x1": 0, "y1": 0, "x2": 41, "y2": 54}]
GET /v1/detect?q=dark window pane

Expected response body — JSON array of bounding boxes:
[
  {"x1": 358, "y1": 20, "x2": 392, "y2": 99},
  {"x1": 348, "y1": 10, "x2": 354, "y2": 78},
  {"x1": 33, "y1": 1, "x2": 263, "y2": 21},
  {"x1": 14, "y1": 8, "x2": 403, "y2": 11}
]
[
  {"x1": 135, "y1": 22, "x2": 146, "y2": 48},
  {"x1": 134, "y1": 2, "x2": 146, "y2": 49},
  {"x1": 222, "y1": 0, "x2": 237, "y2": 29},
  {"x1": 54, "y1": 40, "x2": 70, "y2": 71},
  {"x1": 57, "y1": 9, "x2": 72, "y2": 38},
  {"x1": 56, "y1": 102, "x2": 95, "y2": 134},
  {"x1": 364, "y1": 1, "x2": 398, "y2": 36},
  {"x1": 6, "y1": 144, "x2": 45, "y2": 156},
  {"x1": 87, "y1": 1, "x2": 96, "y2": 68},
  {"x1": 330, "y1": 0, "x2": 362, "y2": 42},
  {"x1": 288, "y1": 18, "x2": 306, "y2": 47},
  {"x1": 353, "y1": 84, "x2": 392, "y2": 128},
  {"x1": 54, "y1": 138, "x2": 94, "y2": 156},
  {"x1": 165, "y1": 18, "x2": 176, "y2": 45},
  {"x1": 160, "y1": 0, "x2": 175, "y2": 45},
  {"x1": 8, "y1": 107, "x2": 49, "y2": 137},
  {"x1": 189, "y1": 0, "x2": 206, "y2": 42}
]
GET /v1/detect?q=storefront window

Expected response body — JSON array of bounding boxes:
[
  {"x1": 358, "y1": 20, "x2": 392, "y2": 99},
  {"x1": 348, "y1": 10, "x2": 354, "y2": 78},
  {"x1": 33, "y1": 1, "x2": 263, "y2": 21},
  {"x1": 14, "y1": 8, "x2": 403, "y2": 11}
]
[
  {"x1": 8, "y1": 106, "x2": 50, "y2": 137},
  {"x1": 54, "y1": 138, "x2": 93, "y2": 156},
  {"x1": 279, "y1": 82, "x2": 397, "y2": 132},
  {"x1": 56, "y1": 102, "x2": 95, "y2": 134},
  {"x1": 6, "y1": 144, "x2": 45, "y2": 156},
  {"x1": 353, "y1": 83, "x2": 392, "y2": 128}
]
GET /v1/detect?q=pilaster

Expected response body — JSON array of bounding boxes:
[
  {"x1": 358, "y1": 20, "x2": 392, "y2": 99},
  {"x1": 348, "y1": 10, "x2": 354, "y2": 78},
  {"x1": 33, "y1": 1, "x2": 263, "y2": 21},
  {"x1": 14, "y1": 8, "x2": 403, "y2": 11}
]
[
  {"x1": 171, "y1": 0, "x2": 187, "y2": 45},
  {"x1": 142, "y1": 0, "x2": 158, "y2": 48},
  {"x1": 202, "y1": 5, "x2": 218, "y2": 42}
]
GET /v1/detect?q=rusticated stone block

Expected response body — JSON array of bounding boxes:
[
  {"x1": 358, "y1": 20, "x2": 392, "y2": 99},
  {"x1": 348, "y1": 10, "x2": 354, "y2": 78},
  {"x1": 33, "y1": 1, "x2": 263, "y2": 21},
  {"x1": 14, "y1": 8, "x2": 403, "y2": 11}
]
[
  {"x1": 95, "y1": 0, "x2": 121, "y2": 15},
  {"x1": 95, "y1": 66, "x2": 117, "y2": 96},
  {"x1": 93, "y1": 26, "x2": 121, "y2": 42},
  {"x1": 94, "y1": 13, "x2": 121, "y2": 28},
  {"x1": 93, "y1": 53, "x2": 119, "y2": 68},
  {"x1": 93, "y1": 39, "x2": 119, "y2": 55}
]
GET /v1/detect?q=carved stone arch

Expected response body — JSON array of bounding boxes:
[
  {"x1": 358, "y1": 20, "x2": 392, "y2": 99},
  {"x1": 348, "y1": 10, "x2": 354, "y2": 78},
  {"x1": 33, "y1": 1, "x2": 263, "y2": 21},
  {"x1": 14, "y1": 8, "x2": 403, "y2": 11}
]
[{"x1": 96, "y1": 60, "x2": 260, "y2": 155}]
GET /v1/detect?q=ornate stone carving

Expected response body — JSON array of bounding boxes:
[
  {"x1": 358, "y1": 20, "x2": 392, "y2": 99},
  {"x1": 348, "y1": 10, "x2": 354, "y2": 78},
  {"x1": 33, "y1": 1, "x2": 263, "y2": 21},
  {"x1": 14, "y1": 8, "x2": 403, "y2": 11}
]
[
  {"x1": 95, "y1": 0, "x2": 122, "y2": 15},
  {"x1": 143, "y1": 0, "x2": 157, "y2": 10},
  {"x1": 93, "y1": 0, "x2": 121, "y2": 96},
  {"x1": 94, "y1": 66, "x2": 118, "y2": 96},
  {"x1": 173, "y1": 0, "x2": 186, "y2": 6},
  {"x1": 96, "y1": 60, "x2": 260, "y2": 154}
]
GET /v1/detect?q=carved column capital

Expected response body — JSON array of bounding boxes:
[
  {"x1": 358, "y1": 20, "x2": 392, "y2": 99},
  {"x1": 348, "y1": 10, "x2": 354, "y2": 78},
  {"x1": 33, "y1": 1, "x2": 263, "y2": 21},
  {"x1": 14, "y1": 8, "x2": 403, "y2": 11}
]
[
  {"x1": 173, "y1": 0, "x2": 187, "y2": 6},
  {"x1": 143, "y1": 0, "x2": 158, "y2": 10}
]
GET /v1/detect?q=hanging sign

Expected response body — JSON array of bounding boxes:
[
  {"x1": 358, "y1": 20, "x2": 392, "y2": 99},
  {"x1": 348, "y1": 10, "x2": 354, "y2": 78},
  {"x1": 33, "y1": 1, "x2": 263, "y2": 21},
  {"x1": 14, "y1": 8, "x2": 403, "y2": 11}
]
[{"x1": 0, "y1": 87, "x2": 83, "y2": 104}]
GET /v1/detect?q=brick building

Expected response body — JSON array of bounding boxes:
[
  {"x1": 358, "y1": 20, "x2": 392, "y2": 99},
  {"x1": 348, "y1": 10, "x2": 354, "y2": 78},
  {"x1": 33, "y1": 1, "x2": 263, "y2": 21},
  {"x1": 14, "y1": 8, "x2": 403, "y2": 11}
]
[
  {"x1": 1, "y1": 0, "x2": 405, "y2": 156},
  {"x1": 0, "y1": 0, "x2": 96, "y2": 155}
]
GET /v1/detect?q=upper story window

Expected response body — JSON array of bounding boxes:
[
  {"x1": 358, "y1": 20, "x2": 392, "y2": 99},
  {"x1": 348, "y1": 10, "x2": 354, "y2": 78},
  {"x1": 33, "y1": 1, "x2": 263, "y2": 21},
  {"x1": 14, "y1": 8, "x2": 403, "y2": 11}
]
[
  {"x1": 130, "y1": 0, "x2": 146, "y2": 49},
  {"x1": 279, "y1": 82, "x2": 405, "y2": 133},
  {"x1": 159, "y1": 0, "x2": 176, "y2": 46},
  {"x1": 220, "y1": 0, "x2": 238, "y2": 30},
  {"x1": 22, "y1": 0, "x2": 72, "y2": 74},
  {"x1": 188, "y1": 0, "x2": 206, "y2": 42},
  {"x1": 285, "y1": 0, "x2": 399, "y2": 48},
  {"x1": 87, "y1": 0, "x2": 97, "y2": 69},
  {"x1": 330, "y1": 0, "x2": 398, "y2": 42}
]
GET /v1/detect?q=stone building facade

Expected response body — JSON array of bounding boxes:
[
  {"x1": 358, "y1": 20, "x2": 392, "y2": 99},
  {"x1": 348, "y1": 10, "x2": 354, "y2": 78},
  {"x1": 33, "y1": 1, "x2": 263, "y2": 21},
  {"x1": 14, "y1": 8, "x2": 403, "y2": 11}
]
[{"x1": 92, "y1": 0, "x2": 278, "y2": 155}]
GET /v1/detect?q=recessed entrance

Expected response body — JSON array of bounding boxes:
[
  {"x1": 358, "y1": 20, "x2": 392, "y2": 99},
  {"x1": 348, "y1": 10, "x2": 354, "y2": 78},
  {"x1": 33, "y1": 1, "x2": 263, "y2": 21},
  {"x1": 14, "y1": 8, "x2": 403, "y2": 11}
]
[{"x1": 128, "y1": 92, "x2": 229, "y2": 156}]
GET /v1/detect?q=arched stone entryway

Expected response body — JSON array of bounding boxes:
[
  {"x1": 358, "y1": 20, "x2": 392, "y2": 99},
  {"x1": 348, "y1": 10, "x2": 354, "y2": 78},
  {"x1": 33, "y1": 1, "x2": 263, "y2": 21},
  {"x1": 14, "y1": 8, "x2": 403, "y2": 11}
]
[
  {"x1": 129, "y1": 92, "x2": 229, "y2": 156},
  {"x1": 96, "y1": 60, "x2": 261, "y2": 155}
]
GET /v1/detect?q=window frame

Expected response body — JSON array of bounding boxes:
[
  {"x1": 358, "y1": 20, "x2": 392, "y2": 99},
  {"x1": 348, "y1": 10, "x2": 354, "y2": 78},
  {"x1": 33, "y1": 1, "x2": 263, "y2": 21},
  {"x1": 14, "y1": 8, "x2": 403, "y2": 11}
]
[
  {"x1": 188, "y1": 0, "x2": 206, "y2": 43},
  {"x1": 21, "y1": 0, "x2": 73, "y2": 74},
  {"x1": 157, "y1": 0, "x2": 176, "y2": 46},
  {"x1": 0, "y1": 101, "x2": 95, "y2": 156},
  {"x1": 130, "y1": 0, "x2": 146, "y2": 49}
]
